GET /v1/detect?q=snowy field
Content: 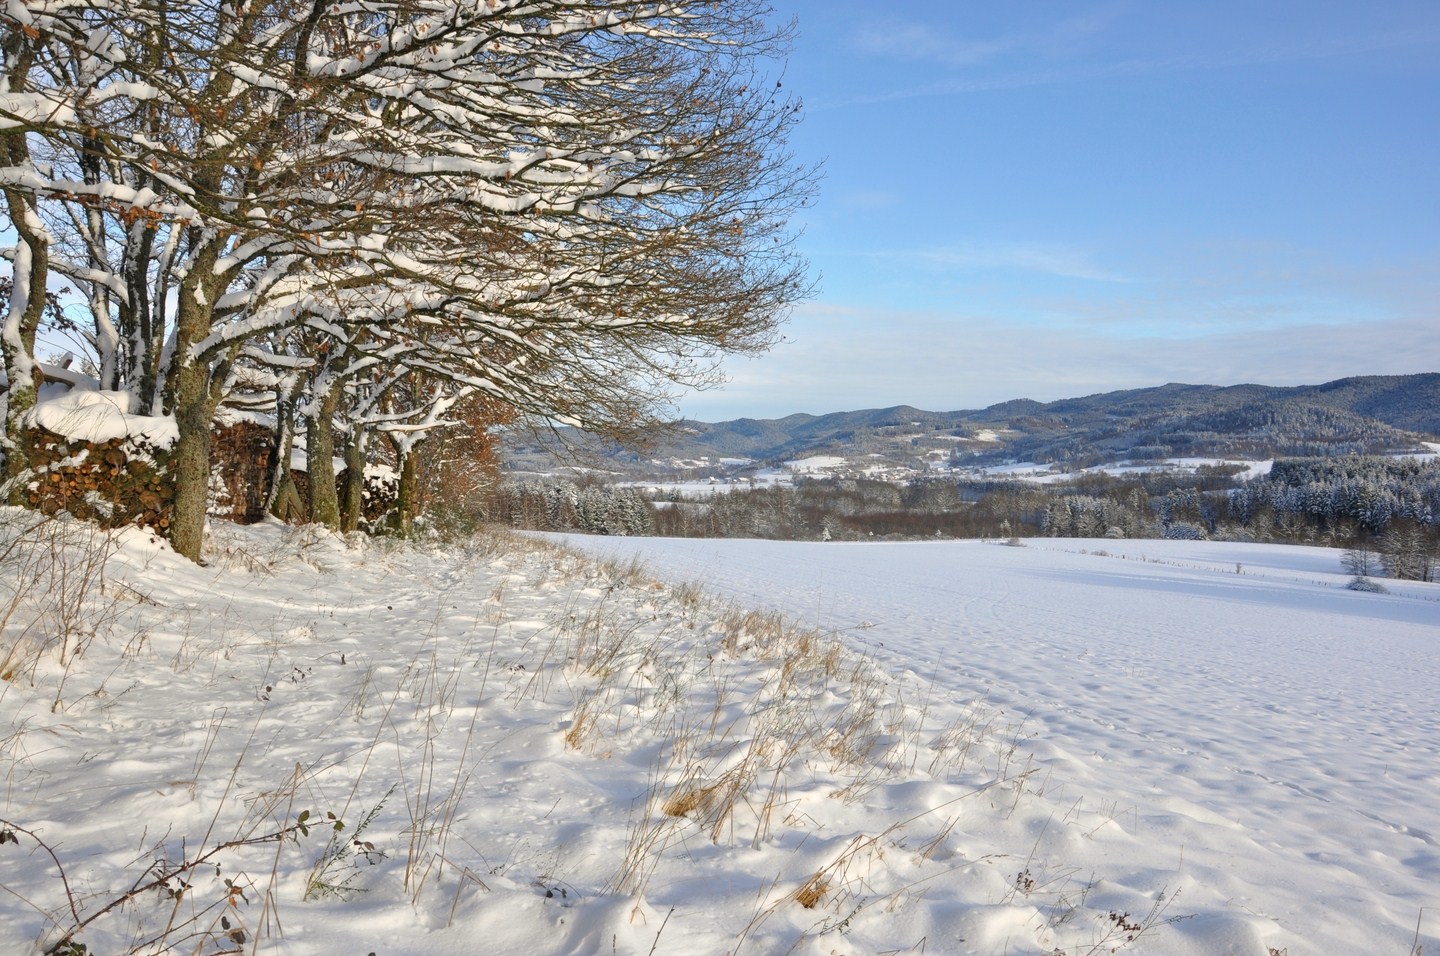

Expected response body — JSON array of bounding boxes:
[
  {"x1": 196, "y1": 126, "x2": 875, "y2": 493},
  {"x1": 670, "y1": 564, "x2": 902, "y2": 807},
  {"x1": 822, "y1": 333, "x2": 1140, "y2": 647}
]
[
  {"x1": 557, "y1": 534, "x2": 1440, "y2": 955},
  {"x1": 1, "y1": 515, "x2": 1436, "y2": 956},
  {"x1": 967, "y1": 458, "x2": 1273, "y2": 484}
]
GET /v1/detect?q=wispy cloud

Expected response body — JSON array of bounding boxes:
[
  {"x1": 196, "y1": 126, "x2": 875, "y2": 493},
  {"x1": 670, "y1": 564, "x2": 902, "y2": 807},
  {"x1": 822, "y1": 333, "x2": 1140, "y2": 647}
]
[
  {"x1": 913, "y1": 242, "x2": 1132, "y2": 283},
  {"x1": 815, "y1": 25, "x2": 1440, "y2": 111},
  {"x1": 677, "y1": 231, "x2": 1440, "y2": 419},
  {"x1": 679, "y1": 306, "x2": 1440, "y2": 419},
  {"x1": 835, "y1": 189, "x2": 902, "y2": 211},
  {"x1": 848, "y1": 26, "x2": 1017, "y2": 69},
  {"x1": 846, "y1": 5, "x2": 1125, "y2": 70},
  {"x1": 1043, "y1": 239, "x2": 1440, "y2": 335},
  {"x1": 847, "y1": 241, "x2": 1131, "y2": 283}
]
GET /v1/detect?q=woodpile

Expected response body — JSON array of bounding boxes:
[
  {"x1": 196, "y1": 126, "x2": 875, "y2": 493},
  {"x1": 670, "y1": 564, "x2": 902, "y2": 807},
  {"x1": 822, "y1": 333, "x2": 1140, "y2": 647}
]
[
  {"x1": 209, "y1": 422, "x2": 274, "y2": 523},
  {"x1": 337, "y1": 467, "x2": 397, "y2": 526},
  {"x1": 23, "y1": 428, "x2": 174, "y2": 532},
  {"x1": 18, "y1": 421, "x2": 401, "y2": 535}
]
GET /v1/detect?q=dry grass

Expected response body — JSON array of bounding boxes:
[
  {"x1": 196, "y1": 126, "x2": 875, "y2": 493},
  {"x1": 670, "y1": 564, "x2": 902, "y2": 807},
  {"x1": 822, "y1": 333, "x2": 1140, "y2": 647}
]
[
  {"x1": 0, "y1": 512, "x2": 122, "y2": 696},
  {"x1": 792, "y1": 874, "x2": 829, "y2": 909},
  {"x1": 1, "y1": 520, "x2": 1064, "y2": 955}
]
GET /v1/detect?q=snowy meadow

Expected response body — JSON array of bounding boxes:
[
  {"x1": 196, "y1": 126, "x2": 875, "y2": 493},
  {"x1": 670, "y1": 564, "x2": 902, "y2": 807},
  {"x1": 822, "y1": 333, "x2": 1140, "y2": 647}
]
[{"x1": 1, "y1": 513, "x2": 1436, "y2": 955}]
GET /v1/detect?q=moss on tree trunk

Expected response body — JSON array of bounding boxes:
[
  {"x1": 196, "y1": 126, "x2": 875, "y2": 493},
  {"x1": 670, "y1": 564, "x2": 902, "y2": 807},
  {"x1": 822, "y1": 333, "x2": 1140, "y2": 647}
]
[
  {"x1": 167, "y1": 368, "x2": 216, "y2": 561},
  {"x1": 164, "y1": 260, "x2": 225, "y2": 563},
  {"x1": 307, "y1": 385, "x2": 341, "y2": 529},
  {"x1": 340, "y1": 426, "x2": 366, "y2": 533}
]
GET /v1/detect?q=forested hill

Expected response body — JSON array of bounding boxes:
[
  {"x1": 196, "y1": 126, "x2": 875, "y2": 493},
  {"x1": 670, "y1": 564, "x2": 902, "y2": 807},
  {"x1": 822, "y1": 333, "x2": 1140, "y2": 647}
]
[
  {"x1": 507, "y1": 374, "x2": 1440, "y2": 473},
  {"x1": 952, "y1": 374, "x2": 1440, "y2": 465}
]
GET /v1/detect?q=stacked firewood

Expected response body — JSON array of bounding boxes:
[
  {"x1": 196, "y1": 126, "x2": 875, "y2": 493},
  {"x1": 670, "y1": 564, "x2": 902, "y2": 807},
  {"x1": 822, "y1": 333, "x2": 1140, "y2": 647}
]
[
  {"x1": 23, "y1": 428, "x2": 174, "y2": 532},
  {"x1": 336, "y1": 467, "x2": 397, "y2": 526},
  {"x1": 209, "y1": 422, "x2": 273, "y2": 523}
]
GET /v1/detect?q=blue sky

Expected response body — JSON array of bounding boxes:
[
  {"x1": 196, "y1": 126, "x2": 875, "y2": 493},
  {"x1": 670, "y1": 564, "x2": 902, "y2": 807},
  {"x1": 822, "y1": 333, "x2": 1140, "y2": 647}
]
[{"x1": 678, "y1": 1, "x2": 1440, "y2": 421}]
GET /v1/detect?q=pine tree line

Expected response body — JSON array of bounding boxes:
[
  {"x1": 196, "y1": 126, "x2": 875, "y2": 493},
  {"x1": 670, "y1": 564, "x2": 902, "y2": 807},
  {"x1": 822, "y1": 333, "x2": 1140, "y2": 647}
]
[{"x1": 487, "y1": 481, "x2": 653, "y2": 537}]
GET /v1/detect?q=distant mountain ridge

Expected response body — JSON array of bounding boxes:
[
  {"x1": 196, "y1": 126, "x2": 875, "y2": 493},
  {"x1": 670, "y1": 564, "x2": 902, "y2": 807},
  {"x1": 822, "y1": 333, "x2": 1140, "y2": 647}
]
[{"x1": 504, "y1": 374, "x2": 1440, "y2": 476}]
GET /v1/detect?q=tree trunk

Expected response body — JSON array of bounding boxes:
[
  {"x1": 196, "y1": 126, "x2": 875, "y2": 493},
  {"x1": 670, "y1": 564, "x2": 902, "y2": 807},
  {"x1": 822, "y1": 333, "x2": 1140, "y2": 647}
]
[
  {"x1": 0, "y1": 40, "x2": 44, "y2": 501},
  {"x1": 390, "y1": 440, "x2": 421, "y2": 535},
  {"x1": 269, "y1": 471, "x2": 306, "y2": 524},
  {"x1": 306, "y1": 384, "x2": 341, "y2": 529},
  {"x1": 340, "y1": 425, "x2": 367, "y2": 533},
  {"x1": 1, "y1": 195, "x2": 49, "y2": 501},
  {"x1": 264, "y1": 396, "x2": 298, "y2": 519},
  {"x1": 164, "y1": 253, "x2": 225, "y2": 563},
  {"x1": 167, "y1": 361, "x2": 216, "y2": 561}
]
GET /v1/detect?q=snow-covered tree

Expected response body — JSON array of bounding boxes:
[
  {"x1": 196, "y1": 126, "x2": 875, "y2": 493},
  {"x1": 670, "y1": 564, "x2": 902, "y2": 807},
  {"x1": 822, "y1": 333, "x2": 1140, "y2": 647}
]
[
  {"x1": 1379, "y1": 521, "x2": 1435, "y2": 582},
  {"x1": 1341, "y1": 544, "x2": 1379, "y2": 578},
  {"x1": 1, "y1": 0, "x2": 813, "y2": 559}
]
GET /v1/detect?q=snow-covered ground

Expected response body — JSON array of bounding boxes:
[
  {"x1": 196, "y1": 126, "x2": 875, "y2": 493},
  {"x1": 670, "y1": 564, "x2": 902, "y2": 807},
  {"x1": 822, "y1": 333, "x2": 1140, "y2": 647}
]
[
  {"x1": 967, "y1": 457, "x2": 1272, "y2": 484},
  {"x1": 784, "y1": 455, "x2": 849, "y2": 474},
  {"x1": 624, "y1": 472, "x2": 795, "y2": 499},
  {"x1": 2, "y1": 515, "x2": 1436, "y2": 955},
  {"x1": 558, "y1": 534, "x2": 1440, "y2": 955}
]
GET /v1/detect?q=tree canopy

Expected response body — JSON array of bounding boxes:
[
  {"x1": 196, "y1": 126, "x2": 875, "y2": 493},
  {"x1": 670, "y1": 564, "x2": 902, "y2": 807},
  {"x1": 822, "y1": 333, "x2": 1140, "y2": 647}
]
[{"x1": 1, "y1": 0, "x2": 814, "y2": 558}]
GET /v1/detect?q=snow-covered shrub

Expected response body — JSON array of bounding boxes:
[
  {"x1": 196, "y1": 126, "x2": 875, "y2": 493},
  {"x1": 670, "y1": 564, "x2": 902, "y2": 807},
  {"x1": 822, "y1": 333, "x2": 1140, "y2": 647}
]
[{"x1": 1345, "y1": 575, "x2": 1388, "y2": 593}]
